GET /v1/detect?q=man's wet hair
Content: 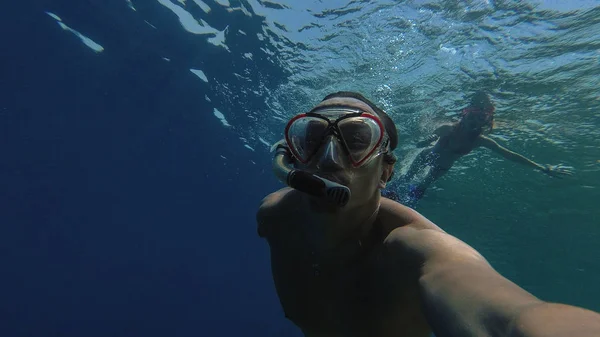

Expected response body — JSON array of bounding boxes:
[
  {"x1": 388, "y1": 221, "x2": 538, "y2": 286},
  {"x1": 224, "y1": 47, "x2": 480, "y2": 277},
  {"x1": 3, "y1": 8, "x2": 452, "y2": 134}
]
[{"x1": 321, "y1": 91, "x2": 398, "y2": 152}]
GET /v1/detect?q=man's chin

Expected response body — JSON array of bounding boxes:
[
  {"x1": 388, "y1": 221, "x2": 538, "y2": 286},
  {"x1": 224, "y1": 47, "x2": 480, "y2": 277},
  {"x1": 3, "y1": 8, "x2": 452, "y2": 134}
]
[{"x1": 308, "y1": 196, "x2": 344, "y2": 213}]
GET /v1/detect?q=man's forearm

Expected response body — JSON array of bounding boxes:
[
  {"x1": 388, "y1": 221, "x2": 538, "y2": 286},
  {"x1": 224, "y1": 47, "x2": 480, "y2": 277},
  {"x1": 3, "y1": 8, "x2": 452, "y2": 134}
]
[
  {"x1": 420, "y1": 259, "x2": 600, "y2": 337},
  {"x1": 419, "y1": 259, "x2": 541, "y2": 337},
  {"x1": 507, "y1": 302, "x2": 600, "y2": 337}
]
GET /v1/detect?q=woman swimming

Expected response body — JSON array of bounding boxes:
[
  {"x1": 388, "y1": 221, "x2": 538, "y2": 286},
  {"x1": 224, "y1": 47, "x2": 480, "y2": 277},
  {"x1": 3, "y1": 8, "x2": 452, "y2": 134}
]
[{"x1": 396, "y1": 91, "x2": 573, "y2": 202}]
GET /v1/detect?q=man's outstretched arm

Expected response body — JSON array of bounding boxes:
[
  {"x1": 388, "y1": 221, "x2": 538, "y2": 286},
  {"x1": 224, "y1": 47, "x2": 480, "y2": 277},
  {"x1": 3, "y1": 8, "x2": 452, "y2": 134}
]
[{"x1": 385, "y1": 226, "x2": 600, "y2": 337}]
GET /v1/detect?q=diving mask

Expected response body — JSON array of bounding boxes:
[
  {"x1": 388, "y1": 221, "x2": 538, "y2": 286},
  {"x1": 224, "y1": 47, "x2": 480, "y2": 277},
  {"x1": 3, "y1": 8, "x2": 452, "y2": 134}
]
[
  {"x1": 272, "y1": 108, "x2": 390, "y2": 207},
  {"x1": 285, "y1": 108, "x2": 389, "y2": 168}
]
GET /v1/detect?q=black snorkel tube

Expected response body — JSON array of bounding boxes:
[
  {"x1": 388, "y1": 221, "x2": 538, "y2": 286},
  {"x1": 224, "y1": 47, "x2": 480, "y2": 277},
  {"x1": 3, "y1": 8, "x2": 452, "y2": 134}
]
[{"x1": 272, "y1": 141, "x2": 351, "y2": 207}]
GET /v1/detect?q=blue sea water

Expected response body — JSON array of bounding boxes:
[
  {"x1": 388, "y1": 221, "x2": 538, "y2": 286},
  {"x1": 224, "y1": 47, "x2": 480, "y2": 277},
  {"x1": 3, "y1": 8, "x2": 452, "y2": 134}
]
[{"x1": 0, "y1": 1, "x2": 598, "y2": 336}]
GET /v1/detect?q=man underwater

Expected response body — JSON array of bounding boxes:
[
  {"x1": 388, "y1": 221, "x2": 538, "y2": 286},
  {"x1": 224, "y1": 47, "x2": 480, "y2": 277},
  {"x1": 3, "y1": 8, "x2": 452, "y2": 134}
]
[{"x1": 257, "y1": 91, "x2": 600, "y2": 337}]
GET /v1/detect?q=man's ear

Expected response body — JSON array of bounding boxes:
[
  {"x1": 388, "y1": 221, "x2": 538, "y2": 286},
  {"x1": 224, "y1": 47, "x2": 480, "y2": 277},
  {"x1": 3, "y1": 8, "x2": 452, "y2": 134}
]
[{"x1": 378, "y1": 163, "x2": 395, "y2": 189}]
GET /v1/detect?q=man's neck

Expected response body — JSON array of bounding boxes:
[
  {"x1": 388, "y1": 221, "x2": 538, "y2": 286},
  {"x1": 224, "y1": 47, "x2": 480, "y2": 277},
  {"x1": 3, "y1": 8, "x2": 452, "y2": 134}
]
[{"x1": 305, "y1": 193, "x2": 381, "y2": 253}]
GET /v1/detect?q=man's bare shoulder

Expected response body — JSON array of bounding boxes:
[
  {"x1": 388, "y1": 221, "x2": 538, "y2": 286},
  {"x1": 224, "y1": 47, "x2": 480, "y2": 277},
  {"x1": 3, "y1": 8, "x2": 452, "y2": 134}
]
[
  {"x1": 379, "y1": 198, "x2": 487, "y2": 266},
  {"x1": 258, "y1": 188, "x2": 294, "y2": 210},
  {"x1": 379, "y1": 197, "x2": 445, "y2": 233},
  {"x1": 382, "y1": 224, "x2": 488, "y2": 273},
  {"x1": 257, "y1": 188, "x2": 301, "y2": 238}
]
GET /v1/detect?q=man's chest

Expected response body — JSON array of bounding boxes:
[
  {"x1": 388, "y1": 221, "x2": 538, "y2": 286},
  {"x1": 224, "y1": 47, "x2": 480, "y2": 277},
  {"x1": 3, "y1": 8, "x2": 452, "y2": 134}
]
[{"x1": 269, "y1": 241, "x2": 427, "y2": 337}]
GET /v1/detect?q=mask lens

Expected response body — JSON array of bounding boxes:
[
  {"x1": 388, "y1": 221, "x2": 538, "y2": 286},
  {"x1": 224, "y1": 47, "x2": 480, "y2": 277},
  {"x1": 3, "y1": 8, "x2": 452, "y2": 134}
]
[
  {"x1": 338, "y1": 117, "x2": 382, "y2": 164},
  {"x1": 286, "y1": 117, "x2": 328, "y2": 162}
]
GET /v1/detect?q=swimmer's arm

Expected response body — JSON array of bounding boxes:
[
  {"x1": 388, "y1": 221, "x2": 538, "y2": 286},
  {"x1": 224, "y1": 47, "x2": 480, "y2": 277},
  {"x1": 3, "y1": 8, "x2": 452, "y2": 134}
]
[
  {"x1": 416, "y1": 124, "x2": 453, "y2": 147},
  {"x1": 386, "y1": 227, "x2": 600, "y2": 337},
  {"x1": 477, "y1": 136, "x2": 547, "y2": 172}
]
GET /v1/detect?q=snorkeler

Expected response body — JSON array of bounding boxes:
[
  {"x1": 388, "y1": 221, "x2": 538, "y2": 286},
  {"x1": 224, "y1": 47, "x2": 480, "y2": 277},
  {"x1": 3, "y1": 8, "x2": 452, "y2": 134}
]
[
  {"x1": 257, "y1": 91, "x2": 600, "y2": 337},
  {"x1": 399, "y1": 91, "x2": 573, "y2": 202}
]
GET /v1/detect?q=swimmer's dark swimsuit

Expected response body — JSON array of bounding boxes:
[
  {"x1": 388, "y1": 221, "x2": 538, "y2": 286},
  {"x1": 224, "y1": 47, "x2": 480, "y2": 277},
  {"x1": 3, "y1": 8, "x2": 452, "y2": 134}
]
[
  {"x1": 436, "y1": 132, "x2": 478, "y2": 156},
  {"x1": 409, "y1": 133, "x2": 477, "y2": 202}
]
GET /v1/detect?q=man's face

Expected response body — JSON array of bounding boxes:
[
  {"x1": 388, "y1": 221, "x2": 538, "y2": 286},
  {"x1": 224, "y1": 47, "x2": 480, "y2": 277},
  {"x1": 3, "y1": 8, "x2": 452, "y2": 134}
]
[{"x1": 293, "y1": 97, "x2": 390, "y2": 207}]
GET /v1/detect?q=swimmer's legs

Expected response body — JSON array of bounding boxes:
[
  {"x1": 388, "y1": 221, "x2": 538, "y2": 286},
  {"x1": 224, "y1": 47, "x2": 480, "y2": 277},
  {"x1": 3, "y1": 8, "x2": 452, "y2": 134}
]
[
  {"x1": 408, "y1": 167, "x2": 448, "y2": 203},
  {"x1": 402, "y1": 147, "x2": 434, "y2": 181}
]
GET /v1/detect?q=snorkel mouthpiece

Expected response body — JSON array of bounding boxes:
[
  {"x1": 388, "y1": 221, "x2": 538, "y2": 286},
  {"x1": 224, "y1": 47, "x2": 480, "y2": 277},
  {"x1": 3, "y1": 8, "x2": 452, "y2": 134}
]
[
  {"x1": 272, "y1": 142, "x2": 351, "y2": 207},
  {"x1": 287, "y1": 171, "x2": 350, "y2": 207}
]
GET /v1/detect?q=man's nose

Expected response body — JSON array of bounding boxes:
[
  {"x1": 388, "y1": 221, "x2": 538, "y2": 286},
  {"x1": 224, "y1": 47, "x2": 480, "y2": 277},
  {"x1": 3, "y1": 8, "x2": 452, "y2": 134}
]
[{"x1": 316, "y1": 136, "x2": 345, "y2": 170}]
